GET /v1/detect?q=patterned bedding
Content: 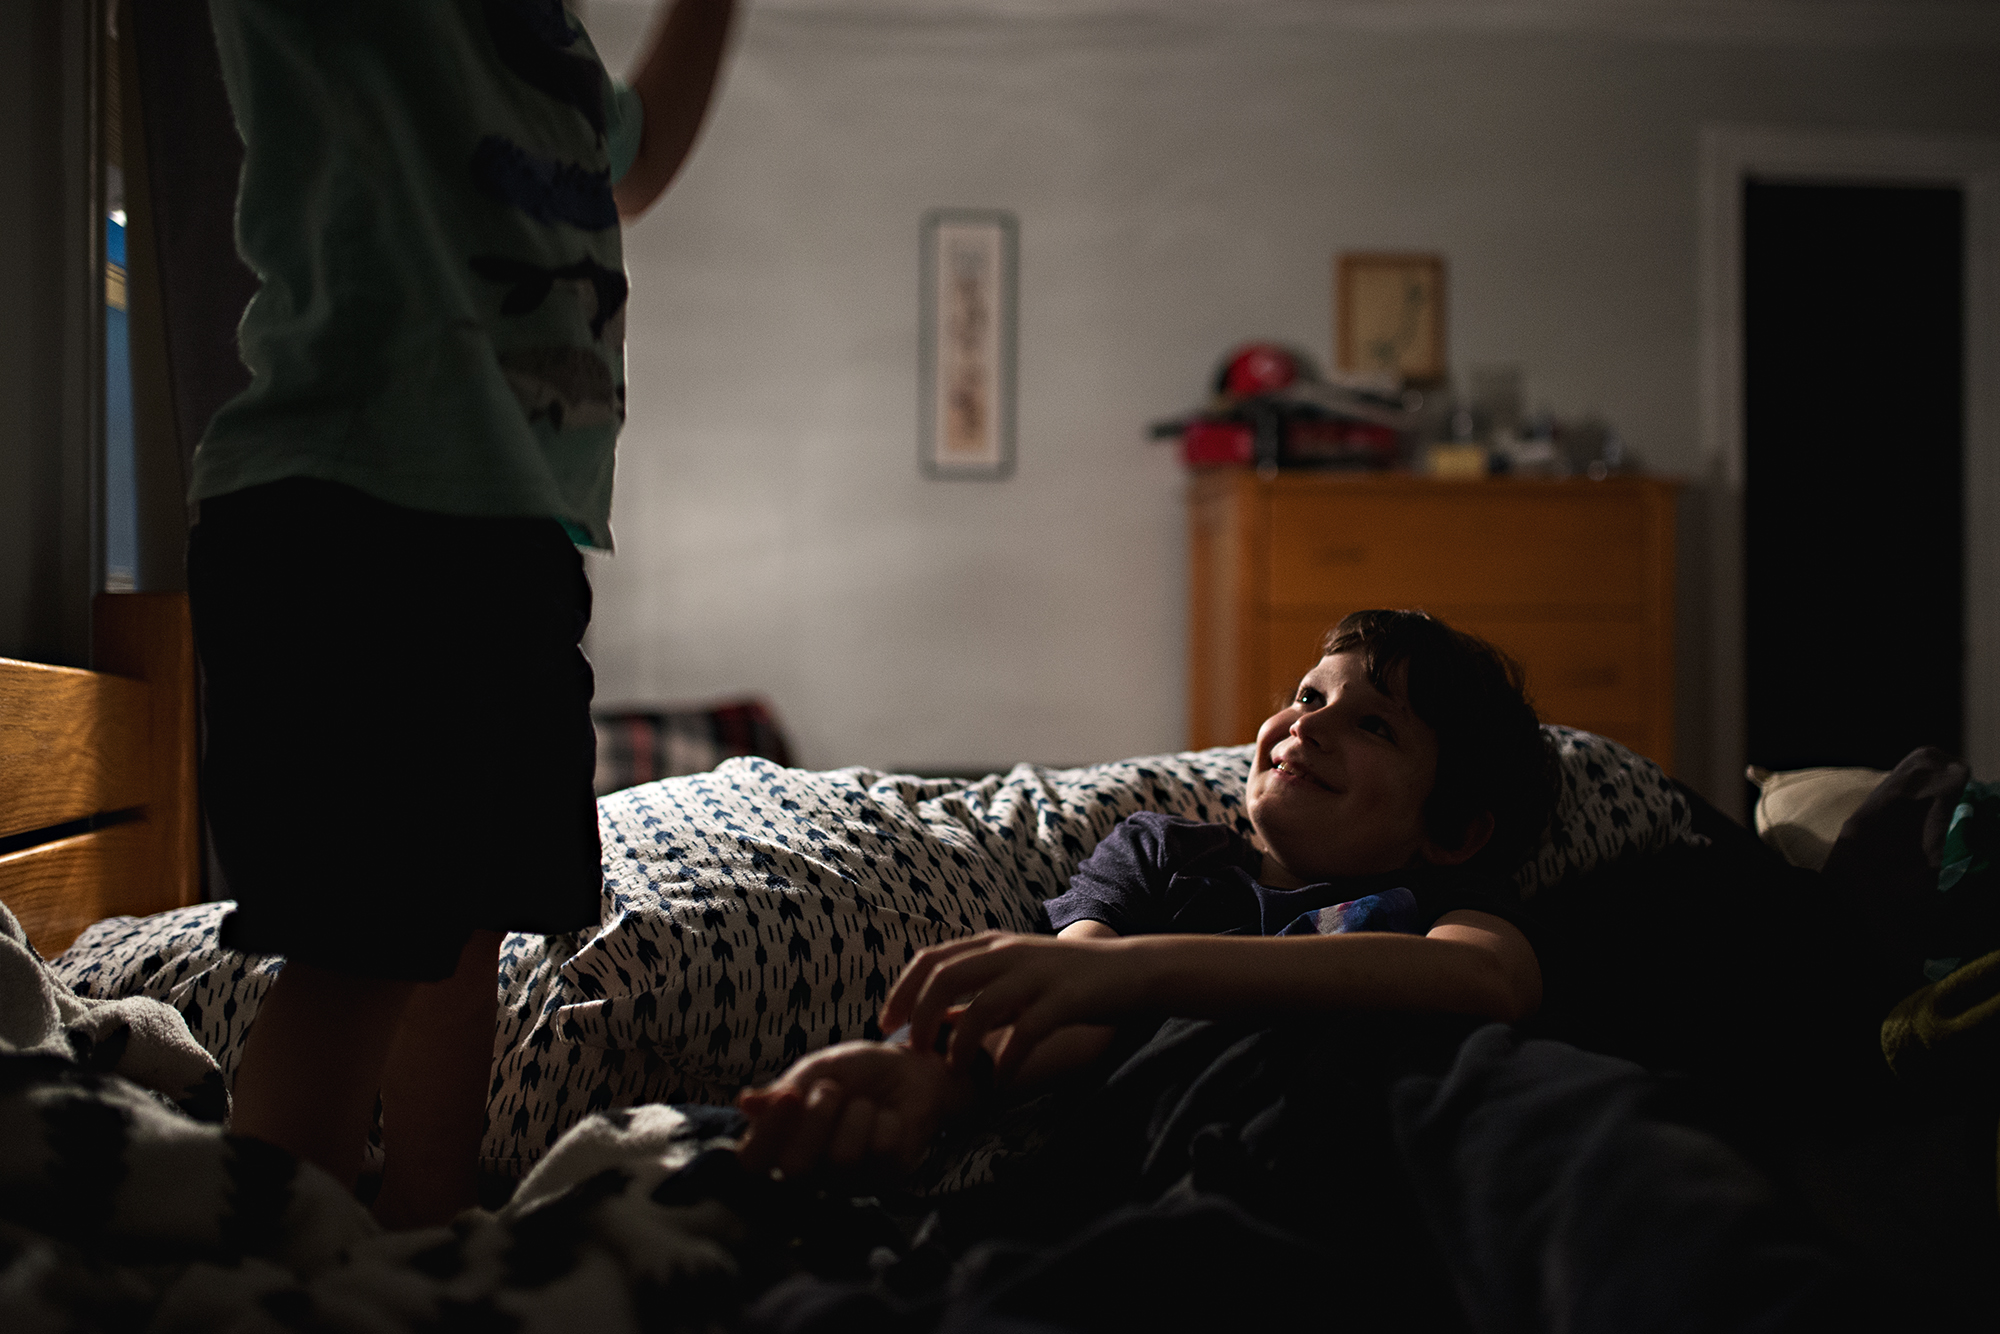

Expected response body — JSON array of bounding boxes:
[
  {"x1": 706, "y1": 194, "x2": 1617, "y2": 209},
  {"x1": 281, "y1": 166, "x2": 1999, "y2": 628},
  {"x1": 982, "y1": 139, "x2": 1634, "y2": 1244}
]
[
  {"x1": 52, "y1": 731, "x2": 1692, "y2": 1180},
  {"x1": 20, "y1": 733, "x2": 1990, "y2": 1333}
]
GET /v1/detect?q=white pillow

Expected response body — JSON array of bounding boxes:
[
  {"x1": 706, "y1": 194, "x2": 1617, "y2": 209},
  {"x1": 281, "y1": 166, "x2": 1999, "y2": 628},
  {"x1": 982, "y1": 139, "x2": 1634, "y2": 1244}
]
[
  {"x1": 480, "y1": 751, "x2": 1255, "y2": 1171},
  {"x1": 60, "y1": 749, "x2": 1254, "y2": 1176},
  {"x1": 1745, "y1": 764, "x2": 1887, "y2": 871},
  {"x1": 1511, "y1": 726, "x2": 1700, "y2": 899}
]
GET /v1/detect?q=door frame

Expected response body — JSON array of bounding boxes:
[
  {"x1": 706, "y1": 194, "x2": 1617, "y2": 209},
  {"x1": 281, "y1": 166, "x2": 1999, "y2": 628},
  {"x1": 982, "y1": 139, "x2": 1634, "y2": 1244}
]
[{"x1": 1698, "y1": 125, "x2": 2000, "y2": 802}]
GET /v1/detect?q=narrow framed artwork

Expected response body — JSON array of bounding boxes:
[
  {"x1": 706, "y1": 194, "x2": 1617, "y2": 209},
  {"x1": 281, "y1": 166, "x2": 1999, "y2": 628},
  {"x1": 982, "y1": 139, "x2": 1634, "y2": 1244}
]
[
  {"x1": 920, "y1": 209, "x2": 1018, "y2": 479},
  {"x1": 1335, "y1": 251, "x2": 1446, "y2": 383}
]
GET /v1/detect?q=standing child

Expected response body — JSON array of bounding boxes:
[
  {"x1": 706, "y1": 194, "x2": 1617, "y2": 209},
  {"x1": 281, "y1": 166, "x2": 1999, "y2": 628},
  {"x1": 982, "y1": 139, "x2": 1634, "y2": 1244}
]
[{"x1": 189, "y1": 0, "x2": 735, "y2": 1227}]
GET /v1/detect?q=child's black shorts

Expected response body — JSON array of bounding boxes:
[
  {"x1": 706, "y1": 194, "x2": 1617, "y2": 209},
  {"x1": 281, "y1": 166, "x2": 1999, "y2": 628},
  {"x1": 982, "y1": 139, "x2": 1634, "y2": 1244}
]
[{"x1": 188, "y1": 477, "x2": 603, "y2": 982}]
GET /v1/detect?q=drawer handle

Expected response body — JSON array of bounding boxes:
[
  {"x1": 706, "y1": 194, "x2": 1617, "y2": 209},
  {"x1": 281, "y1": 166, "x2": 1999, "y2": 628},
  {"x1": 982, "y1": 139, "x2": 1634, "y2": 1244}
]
[{"x1": 1313, "y1": 544, "x2": 1367, "y2": 566}]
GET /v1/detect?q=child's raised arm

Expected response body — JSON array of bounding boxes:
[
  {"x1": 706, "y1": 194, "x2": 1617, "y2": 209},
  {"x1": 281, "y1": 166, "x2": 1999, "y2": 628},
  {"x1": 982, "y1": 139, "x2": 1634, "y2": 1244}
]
[
  {"x1": 882, "y1": 914, "x2": 1541, "y2": 1085},
  {"x1": 614, "y1": 0, "x2": 737, "y2": 219}
]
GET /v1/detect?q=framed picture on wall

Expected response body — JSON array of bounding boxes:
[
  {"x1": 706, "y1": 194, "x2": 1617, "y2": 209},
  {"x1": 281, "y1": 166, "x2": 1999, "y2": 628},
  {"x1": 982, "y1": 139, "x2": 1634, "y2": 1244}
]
[
  {"x1": 1335, "y1": 251, "x2": 1446, "y2": 383},
  {"x1": 920, "y1": 209, "x2": 1018, "y2": 479}
]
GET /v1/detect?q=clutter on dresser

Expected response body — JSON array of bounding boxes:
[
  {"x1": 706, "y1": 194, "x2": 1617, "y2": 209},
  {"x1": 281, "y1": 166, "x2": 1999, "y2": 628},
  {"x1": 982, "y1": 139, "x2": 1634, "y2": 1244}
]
[
  {"x1": 1148, "y1": 341, "x2": 1415, "y2": 471},
  {"x1": 1152, "y1": 343, "x2": 1635, "y2": 480},
  {"x1": 1425, "y1": 362, "x2": 1632, "y2": 481}
]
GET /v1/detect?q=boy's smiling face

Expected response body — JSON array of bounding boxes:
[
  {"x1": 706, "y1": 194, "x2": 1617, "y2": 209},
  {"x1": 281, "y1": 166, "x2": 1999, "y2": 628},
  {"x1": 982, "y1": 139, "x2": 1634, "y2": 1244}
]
[{"x1": 1246, "y1": 650, "x2": 1444, "y2": 887}]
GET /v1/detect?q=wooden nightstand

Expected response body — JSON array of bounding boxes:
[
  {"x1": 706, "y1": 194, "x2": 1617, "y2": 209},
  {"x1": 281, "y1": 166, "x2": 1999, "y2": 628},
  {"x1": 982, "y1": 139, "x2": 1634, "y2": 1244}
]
[{"x1": 1188, "y1": 471, "x2": 1680, "y2": 771}]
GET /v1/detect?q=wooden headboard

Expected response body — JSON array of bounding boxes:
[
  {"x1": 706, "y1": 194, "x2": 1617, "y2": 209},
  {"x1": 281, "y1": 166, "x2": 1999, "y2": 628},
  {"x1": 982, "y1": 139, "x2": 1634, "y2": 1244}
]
[{"x1": 0, "y1": 593, "x2": 201, "y2": 957}]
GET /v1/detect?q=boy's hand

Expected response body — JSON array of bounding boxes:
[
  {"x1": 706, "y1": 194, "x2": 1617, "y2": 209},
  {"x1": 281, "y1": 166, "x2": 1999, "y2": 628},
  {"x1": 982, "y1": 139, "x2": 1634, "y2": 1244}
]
[
  {"x1": 881, "y1": 933, "x2": 1154, "y2": 1085},
  {"x1": 734, "y1": 1040, "x2": 965, "y2": 1180}
]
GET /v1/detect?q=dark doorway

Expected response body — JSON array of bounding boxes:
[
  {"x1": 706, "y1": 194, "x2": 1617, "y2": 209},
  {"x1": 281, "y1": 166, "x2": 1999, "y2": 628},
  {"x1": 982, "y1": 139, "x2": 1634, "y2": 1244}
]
[{"x1": 1743, "y1": 181, "x2": 1964, "y2": 781}]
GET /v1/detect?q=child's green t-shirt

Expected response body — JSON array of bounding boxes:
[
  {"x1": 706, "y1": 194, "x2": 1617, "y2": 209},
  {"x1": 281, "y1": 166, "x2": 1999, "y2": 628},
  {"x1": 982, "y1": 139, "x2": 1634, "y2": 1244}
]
[{"x1": 195, "y1": 0, "x2": 644, "y2": 550}]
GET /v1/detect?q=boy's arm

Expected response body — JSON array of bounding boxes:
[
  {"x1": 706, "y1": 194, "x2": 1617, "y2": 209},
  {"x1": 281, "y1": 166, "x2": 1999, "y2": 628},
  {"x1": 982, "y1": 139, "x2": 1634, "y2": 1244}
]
[
  {"x1": 738, "y1": 924, "x2": 1126, "y2": 1180},
  {"x1": 736, "y1": 1039, "x2": 974, "y2": 1179},
  {"x1": 613, "y1": 0, "x2": 737, "y2": 220},
  {"x1": 988, "y1": 920, "x2": 1120, "y2": 1088},
  {"x1": 886, "y1": 911, "x2": 1541, "y2": 1082}
]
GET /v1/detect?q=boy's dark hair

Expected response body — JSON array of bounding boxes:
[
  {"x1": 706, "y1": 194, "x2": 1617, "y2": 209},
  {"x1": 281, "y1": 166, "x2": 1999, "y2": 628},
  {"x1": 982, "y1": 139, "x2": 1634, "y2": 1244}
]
[{"x1": 1323, "y1": 609, "x2": 1558, "y2": 882}]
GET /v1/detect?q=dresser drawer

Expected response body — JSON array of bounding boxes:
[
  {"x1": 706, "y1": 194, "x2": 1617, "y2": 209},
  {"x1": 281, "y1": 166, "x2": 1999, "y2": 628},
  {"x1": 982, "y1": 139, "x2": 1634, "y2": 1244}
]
[
  {"x1": 1189, "y1": 473, "x2": 1678, "y2": 769},
  {"x1": 1267, "y1": 488, "x2": 1648, "y2": 614}
]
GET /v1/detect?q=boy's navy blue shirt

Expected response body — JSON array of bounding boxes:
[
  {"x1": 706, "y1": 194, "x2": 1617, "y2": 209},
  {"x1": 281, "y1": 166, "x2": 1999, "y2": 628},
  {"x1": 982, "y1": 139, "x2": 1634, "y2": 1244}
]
[{"x1": 1043, "y1": 812, "x2": 1526, "y2": 940}]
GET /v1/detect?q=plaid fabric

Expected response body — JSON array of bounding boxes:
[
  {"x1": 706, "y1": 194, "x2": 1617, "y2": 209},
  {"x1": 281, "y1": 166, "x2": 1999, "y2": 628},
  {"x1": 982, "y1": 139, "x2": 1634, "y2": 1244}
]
[{"x1": 591, "y1": 699, "x2": 793, "y2": 795}]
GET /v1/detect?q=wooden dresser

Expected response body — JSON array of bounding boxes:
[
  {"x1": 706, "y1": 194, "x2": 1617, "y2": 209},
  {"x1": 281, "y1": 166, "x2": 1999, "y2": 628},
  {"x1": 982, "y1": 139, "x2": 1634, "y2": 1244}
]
[{"x1": 1188, "y1": 471, "x2": 1680, "y2": 771}]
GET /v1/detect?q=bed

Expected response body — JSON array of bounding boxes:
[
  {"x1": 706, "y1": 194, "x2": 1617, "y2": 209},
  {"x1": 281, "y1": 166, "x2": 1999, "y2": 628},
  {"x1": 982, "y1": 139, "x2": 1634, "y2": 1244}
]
[
  {"x1": 3, "y1": 598, "x2": 1995, "y2": 1332},
  {"x1": 0, "y1": 593, "x2": 200, "y2": 957}
]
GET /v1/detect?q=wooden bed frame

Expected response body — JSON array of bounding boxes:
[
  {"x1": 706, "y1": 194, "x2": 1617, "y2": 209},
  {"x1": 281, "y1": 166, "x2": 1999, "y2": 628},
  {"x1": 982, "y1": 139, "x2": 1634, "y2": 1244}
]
[{"x1": 0, "y1": 593, "x2": 201, "y2": 957}]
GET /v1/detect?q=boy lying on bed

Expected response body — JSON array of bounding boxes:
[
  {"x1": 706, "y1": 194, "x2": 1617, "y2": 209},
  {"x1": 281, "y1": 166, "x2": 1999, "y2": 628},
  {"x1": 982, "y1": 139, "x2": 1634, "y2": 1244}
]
[{"x1": 735, "y1": 608, "x2": 1559, "y2": 1178}]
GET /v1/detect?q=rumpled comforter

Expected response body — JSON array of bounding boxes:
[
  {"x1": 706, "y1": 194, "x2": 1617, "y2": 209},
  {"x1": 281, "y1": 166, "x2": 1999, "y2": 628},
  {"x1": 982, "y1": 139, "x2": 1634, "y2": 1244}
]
[
  {"x1": 744, "y1": 1014, "x2": 1857, "y2": 1334},
  {"x1": 12, "y1": 761, "x2": 1994, "y2": 1332},
  {"x1": 0, "y1": 900, "x2": 882, "y2": 1333},
  {"x1": 1, "y1": 874, "x2": 1851, "y2": 1334}
]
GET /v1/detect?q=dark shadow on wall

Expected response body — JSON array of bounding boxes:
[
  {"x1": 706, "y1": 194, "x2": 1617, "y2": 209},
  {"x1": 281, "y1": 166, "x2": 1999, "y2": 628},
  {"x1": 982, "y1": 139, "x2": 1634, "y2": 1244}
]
[
  {"x1": 124, "y1": 0, "x2": 258, "y2": 591},
  {"x1": 0, "y1": 1, "x2": 98, "y2": 667}
]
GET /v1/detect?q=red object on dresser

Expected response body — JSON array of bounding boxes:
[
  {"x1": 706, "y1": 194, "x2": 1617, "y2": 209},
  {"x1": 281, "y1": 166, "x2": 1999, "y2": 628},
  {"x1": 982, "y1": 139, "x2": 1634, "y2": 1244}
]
[
  {"x1": 1179, "y1": 416, "x2": 1403, "y2": 470},
  {"x1": 1181, "y1": 419, "x2": 1257, "y2": 467},
  {"x1": 1218, "y1": 343, "x2": 1305, "y2": 397}
]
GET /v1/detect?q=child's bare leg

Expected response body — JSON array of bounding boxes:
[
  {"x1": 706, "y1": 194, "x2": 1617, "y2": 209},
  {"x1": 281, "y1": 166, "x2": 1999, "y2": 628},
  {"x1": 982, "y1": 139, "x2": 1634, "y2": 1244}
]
[
  {"x1": 371, "y1": 929, "x2": 505, "y2": 1229},
  {"x1": 229, "y1": 963, "x2": 416, "y2": 1192}
]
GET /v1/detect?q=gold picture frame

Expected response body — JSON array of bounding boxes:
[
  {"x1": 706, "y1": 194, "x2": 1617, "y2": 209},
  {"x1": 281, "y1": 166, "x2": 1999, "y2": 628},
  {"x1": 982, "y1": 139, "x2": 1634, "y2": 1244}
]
[{"x1": 1336, "y1": 252, "x2": 1446, "y2": 383}]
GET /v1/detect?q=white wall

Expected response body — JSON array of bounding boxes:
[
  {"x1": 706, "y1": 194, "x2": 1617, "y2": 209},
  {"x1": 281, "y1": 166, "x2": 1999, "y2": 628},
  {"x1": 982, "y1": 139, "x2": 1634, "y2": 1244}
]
[{"x1": 580, "y1": 1, "x2": 2000, "y2": 778}]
